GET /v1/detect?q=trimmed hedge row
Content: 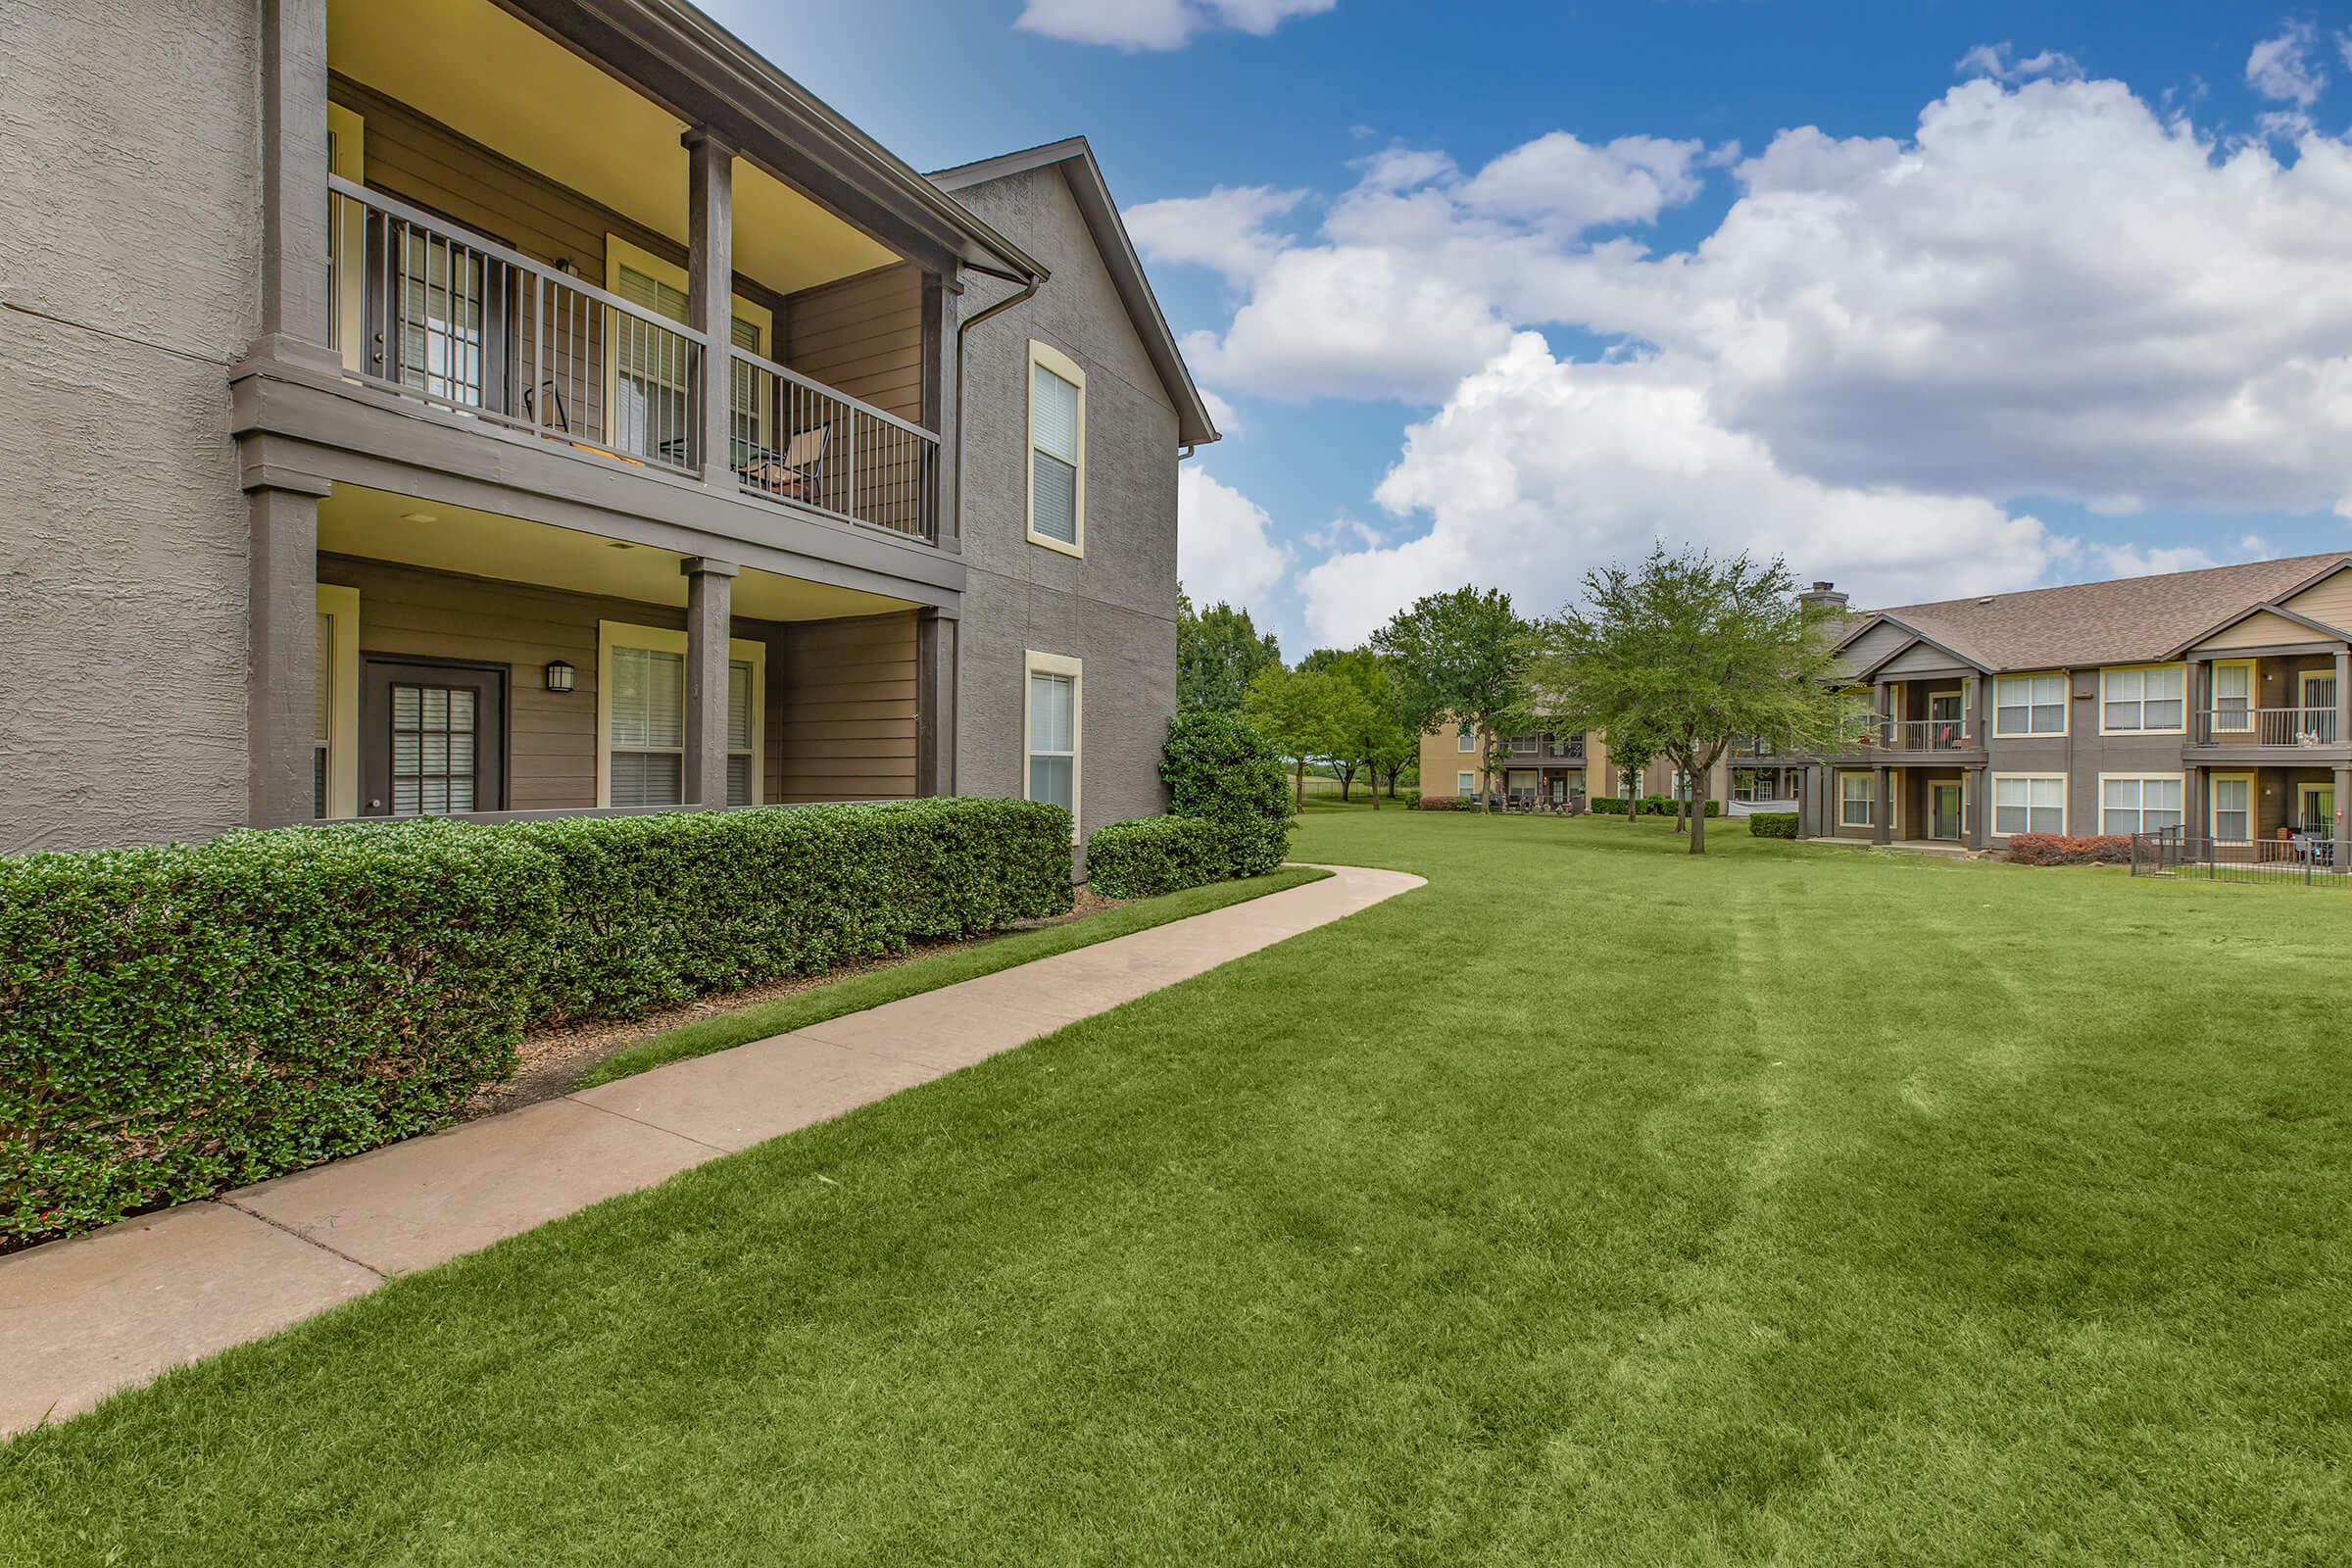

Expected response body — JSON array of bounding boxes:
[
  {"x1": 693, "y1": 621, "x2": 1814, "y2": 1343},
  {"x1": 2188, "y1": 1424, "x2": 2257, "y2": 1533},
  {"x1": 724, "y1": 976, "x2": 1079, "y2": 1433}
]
[
  {"x1": 517, "y1": 799, "x2": 1074, "y2": 1023},
  {"x1": 2003, "y1": 832, "x2": 2132, "y2": 866},
  {"x1": 1747, "y1": 811, "x2": 1800, "y2": 839},
  {"x1": 1591, "y1": 797, "x2": 1722, "y2": 817},
  {"x1": 1086, "y1": 815, "x2": 1239, "y2": 899},
  {"x1": 2, "y1": 799, "x2": 1074, "y2": 1247}
]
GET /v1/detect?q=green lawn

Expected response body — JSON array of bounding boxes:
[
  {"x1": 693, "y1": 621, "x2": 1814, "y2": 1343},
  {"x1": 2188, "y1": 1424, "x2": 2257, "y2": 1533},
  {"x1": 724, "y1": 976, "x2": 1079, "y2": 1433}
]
[{"x1": 6, "y1": 813, "x2": 2349, "y2": 1565}]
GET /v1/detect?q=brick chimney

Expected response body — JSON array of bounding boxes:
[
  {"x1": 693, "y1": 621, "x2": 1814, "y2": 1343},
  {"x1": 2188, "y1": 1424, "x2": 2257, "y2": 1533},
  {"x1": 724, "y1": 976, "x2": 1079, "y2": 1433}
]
[{"x1": 1798, "y1": 580, "x2": 1848, "y2": 613}]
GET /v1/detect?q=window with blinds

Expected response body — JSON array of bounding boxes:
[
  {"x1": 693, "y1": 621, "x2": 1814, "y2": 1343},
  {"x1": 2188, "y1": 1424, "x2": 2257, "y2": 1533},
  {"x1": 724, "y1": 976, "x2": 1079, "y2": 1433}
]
[
  {"x1": 400, "y1": 232, "x2": 485, "y2": 406},
  {"x1": 1028, "y1": 669, "x2": 1076, "y2": 812},
  {"x1": 607, "y1": 641, "x2": 758, "y2": 808},
  {"x1": 1031, "y1": 367, "x2": 1080, "y2": 544},
  {"x1": 390, "y1": 684, "x2": 478, "y2": 815}
]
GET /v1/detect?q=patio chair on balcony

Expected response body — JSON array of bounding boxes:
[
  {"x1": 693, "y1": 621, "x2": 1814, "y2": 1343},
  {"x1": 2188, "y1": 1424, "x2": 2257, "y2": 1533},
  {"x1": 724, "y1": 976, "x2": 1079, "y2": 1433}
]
[{"x1": 737, "y1": 426, "x2": 829, "y2": 500}]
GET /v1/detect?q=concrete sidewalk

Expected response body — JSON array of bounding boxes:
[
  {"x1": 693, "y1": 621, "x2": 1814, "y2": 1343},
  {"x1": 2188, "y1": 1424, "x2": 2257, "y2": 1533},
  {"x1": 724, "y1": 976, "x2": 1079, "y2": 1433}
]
[{"x1": 0, "y1": 863, "x2": 1421, "y2": 1436}]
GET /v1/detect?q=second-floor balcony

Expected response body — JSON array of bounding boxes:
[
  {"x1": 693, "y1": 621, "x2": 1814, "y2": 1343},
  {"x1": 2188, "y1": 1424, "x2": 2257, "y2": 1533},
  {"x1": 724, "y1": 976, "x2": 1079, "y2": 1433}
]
[
  {"x1": 325, "y1": 178, "x2": 939, "y2": 543},
  {"x1": 2191, "y1": 707, "x2": 2342, "y2": 748},
  {"x1": 1828, "y1": 716, "x2": 1979, "y2": 758}
]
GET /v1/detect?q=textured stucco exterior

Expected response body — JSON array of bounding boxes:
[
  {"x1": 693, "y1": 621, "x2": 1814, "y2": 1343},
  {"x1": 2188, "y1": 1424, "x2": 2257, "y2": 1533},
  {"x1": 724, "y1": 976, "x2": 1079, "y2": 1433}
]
[
  {"x1": 948, "y1": 164, "x2": 1182, "y2": 837},
  {"x1": 0, "y1": 0, "x2": 261, "y2": 853}
]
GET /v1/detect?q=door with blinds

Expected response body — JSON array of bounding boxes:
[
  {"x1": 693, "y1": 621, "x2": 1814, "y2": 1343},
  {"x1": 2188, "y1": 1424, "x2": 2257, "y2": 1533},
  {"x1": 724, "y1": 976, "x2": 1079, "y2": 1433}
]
[
  {"x1": 358, "y1": 659, "x2": 508, "y2": 816},
  {"x1": 609, "y1": 262, "x2": 764, "y2": 467}
]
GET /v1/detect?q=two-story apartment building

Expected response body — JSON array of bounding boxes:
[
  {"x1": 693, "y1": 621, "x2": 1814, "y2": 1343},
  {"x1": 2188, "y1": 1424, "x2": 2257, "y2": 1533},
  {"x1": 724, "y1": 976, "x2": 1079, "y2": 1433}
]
[
  {"x1": 1785, "y1": 554, "x2": 2352, "y2": 852},
  {"x1": 1415, "y1": 719, "x2": 1737, "y2": 809},
  {"x1": 1, "y1": 0, "x2": 1214, "y2": 855}
]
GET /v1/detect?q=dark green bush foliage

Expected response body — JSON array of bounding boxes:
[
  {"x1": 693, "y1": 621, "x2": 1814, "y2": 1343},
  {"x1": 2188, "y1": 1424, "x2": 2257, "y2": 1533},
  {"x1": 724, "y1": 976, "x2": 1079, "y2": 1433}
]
[
  {"x1": 2, "y1": 799, "x2": 1075, "y2": 1247},
  {"x1": 1156, "y1": 710, "x2": 1292, "y2": 875},
  {"x1": 2, "y1": 822, "x2": 559, "y2": 1247},
  {"x1": 518, "y1": 799, "x2": 1074, "y2": 1024},
  {"x1": 1086, "y1": 815, "x2": 1237, "y2": 899},
  {"x1": 1591, "y1": 796, "x2": 1719, "y2": 817},
  {"x1": 1747, "y1": 812, "x2": 1799, "y2": 839},
  {"x1": 1410, "y1": 795, "x2": 1466, "y2": 810}
]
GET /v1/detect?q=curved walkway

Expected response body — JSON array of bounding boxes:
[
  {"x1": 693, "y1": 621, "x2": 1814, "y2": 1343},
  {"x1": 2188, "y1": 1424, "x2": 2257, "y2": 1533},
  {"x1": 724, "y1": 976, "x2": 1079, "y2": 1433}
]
[{"x1": 0, "y1": 863, "x2": 1422, "y2": 1436}]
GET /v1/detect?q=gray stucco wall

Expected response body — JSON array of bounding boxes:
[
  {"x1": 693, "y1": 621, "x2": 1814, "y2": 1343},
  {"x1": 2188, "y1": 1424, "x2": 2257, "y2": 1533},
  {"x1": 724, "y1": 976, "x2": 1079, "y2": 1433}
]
[
  {"x1": 0, "y1": 0, "x2": 260, "y2": 853},
  {"x1": 947, "y1": 164, "x2": 1182, "y2": 840}
]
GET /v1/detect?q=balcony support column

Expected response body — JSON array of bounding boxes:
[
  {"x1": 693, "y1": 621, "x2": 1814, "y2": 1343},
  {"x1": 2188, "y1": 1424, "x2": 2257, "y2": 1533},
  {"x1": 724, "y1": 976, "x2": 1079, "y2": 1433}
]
[
  {"x1": 247, "y1": 482, "x2": 327, "y2": 828},
  {"x1": 254, "y1": 0, "x2": 338, "y2": 369},
  {"x1": 681, "y1": 558, "x2": 739, "y2": 807},
  {"x1": 684, "y1": 127, "x2": 737, "y2": 483},
  {"x1": 2335, "y1": 765, "x2": 2352, "y2": 848},
  {"x1": 2184, "y1": 766, "x2": 2205, "y2": 848},
  {"x1": 2335, "y1": 649, "x2": 2349, "y2": 746},
  {"x1": 1873, "y1": 765, "x2": 1892, "y2": 845},
  {"x1": 1967, "y1": 766, "x2": 1989, "y2": 851},
  {"x1": 915, "y1": 609, "x2": 958, "y2": 797},
  {"x1": 2187, "y1": 656, "x2": 2210, "y2": 743}
]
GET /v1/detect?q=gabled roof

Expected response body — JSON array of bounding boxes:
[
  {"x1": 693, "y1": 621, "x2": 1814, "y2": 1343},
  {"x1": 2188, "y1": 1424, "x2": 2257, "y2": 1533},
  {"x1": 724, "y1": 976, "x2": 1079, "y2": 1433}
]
[
  {"x1": 1849, "y1": 625, "x2": 1989, "y2": 680},
  {"x1": 931, "y1": 137, "x2": 1220, "y2": 449},
  {"x1": 2161, "y1": 597, "x2": 2352, "y2": 659},
  {"x1": 1836, "y1": 552, "x2": 2352, "y2": 672}
]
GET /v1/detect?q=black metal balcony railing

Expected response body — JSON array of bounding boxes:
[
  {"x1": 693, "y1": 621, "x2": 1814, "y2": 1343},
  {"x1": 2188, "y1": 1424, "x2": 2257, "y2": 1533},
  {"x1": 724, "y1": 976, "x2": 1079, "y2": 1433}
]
[
  {"x1": 1830, "y1": 718, "x2": 1973, "y2": 754},
  {"x1": 325, "y1": 175, "x2": 939, "y2": 542},
  {"x1": 2191, "y1": 707, "x2": 2340, "y2": 747},
  {"x1": 2132, "y1": 826, "x2": 2352, "y2": 886}
]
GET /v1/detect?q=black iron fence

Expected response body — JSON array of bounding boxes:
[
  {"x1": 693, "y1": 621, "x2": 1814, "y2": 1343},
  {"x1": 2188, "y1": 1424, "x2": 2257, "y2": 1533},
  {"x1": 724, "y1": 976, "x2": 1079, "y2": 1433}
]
[{"x1": 2131, "y1": 826, "x2": 2352, "y2": 887}]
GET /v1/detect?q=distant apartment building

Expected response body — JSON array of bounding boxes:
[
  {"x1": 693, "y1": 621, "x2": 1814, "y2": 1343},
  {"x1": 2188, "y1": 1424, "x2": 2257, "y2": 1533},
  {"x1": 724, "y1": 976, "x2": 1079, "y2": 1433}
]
[
  {"x1": 1780, "y1": 556, "x2": 2352, "y2": 848},
  {"x1": 1419, "y1": 554, "x2": 2352, "y2": 850}
]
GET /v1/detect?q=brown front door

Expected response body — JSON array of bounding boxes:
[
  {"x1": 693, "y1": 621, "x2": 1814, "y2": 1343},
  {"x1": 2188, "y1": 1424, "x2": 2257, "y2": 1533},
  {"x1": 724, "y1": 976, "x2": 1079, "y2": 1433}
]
[{"x1": 359, "y1": 658, "x2": 507, "y2": 816}]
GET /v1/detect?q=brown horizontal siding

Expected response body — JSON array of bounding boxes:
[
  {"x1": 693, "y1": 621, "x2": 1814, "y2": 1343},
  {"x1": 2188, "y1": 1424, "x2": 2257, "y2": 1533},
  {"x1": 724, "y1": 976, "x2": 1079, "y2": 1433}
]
[
  {"x1": 318, "y1": 556, "x2": 820, "y2": 811},
  {"x1": 781, "y1": 265, "x2": 924, "y2": 422},
  {"x1": 766, "y1": 612, "x2": 919, "y2": 804}
]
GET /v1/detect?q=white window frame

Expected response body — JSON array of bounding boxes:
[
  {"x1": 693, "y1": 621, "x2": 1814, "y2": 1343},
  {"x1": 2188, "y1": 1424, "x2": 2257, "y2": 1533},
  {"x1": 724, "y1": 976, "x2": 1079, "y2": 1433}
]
[
  {"x1": 1456, "y1": 721, "x2": 1475, "y2": 754},
  {"x1": 1025, "y1": 340, "x2": 1087, "y2": 558},
  {"x1": 1838, "y1": 770, "x2": 1875, "y2": 827},
  {"x1": 1456, "y1": 770, "x2": 1476, "y2": 797},
  {"x1": 2209, "y1": 660, "x2": 2256, "y2": 734},
  {"x1": 2099, "y1": 663, "x2": 2187, "y2": 736},
  {"x1": 1989, "y1": 772, "x2": 2066, "y2": 839},
  {"x1": 2208, "y1": 771, "x2": 2255, "y2": 842},
  {"x1": 2096, "y1": 772, "x2": 2185, "y2": 836},
  {"x1": 1023, "y1": 649, "x2": 1084, "y2": 838},
  {"x1": 595, "y1": 620, "x2": 765, "y2": 808},
  {"x1": 315, "y1": 583, "x2": 361, "y2": 819},
  {"x1": 1992, "y1": 671, "x2": 2069, "y2": 738}
]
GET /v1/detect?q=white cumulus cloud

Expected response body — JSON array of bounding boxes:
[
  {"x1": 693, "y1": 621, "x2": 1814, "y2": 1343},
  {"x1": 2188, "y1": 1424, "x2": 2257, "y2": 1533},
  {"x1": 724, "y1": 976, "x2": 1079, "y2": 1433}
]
[
  {"x1": 1015, "y1": 0, "x2": 1332, "y2": 51},
  {"x1": 2248, "y1": 19, "x2": 2328, "y2": 107},
  {"x1": 1178, "y1": 466, "x2": 1288, "y2": 612},
  {"x1": 1299, "y1": 336, "x2": 2073, "y2": 644}
]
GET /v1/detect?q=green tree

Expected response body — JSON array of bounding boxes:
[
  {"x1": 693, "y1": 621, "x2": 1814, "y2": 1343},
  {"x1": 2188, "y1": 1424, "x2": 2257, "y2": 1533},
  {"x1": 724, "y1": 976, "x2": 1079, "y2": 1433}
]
[
  {"x1": 1296, "y1": 648, "x2": 1417, "y2": 806},
  {"x1": 1245, "y1": 664, "x2": 1364, "y2": 811},
  {"x1": 1372, "y1": 587, "x2": 1535, "y2": 803},
  {"x1": 1176, "y1": 588, "x2": 1283, "y2": 715},
  {"x1": 1541, "y1": 547, "x2": 1850, "y2": 855},
  {"x1": 1602, "y1": 718, "x2": 1665, "y2": 827}
]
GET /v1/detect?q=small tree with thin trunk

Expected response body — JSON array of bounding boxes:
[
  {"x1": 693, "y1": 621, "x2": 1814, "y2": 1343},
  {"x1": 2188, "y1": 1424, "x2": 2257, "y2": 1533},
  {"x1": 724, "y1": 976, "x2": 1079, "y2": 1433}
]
[
  {"x1": 1540, "y1": 548, "x2": 1850, "y2": 855},
  {"x1": 1603, "y1": 720, "x2": 1665, "y2": 826},
  {"x1": 1245, "y1": 664, "x2": 1363, "y2": 811},
  {"x1": 1373, "y1": 587, "x2": 1535, "y2": 808}
]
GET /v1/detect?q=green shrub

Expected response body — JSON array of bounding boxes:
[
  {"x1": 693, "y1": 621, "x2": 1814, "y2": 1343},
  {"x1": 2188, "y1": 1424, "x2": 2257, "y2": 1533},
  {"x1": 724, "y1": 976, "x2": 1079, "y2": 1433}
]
[
  {"x1": 1, "y1": 822, "x2": 560, "y2": 1246},
  {"x1": 1747, "y1": 811, "x2": 1799, "y2": 839},
  {"x1": 516, "y1": 799, "x2": 1073, "y2": 1024},
  {"x1": 1411, "y1": 795, "x2": 1466, "y2": 811},
  {"x1": 2, "y1": 799, "x2": 1075, "y2": 1247},
  {"x1": 2003, "y1": 832, "x2": 2131, "y2": 866},
  {"x1": 1157, "y1": 710, "x2": 1292, "y2": 875},
  {"x1": 1087, "y1": 815, "x2": 1236, "y2": 898}
]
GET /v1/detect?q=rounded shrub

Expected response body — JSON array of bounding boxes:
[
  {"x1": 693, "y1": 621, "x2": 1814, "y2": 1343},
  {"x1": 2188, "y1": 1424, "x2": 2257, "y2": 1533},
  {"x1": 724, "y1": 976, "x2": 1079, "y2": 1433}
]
[
  {"x1": 1158, "y1": 710, "x2": 1292, "y2": 876},
  {"x1": 1087, "y1": 815, "x2": 1234, "y2": 899},
  {"x1": 1747, "y1": 811, "x2": 1799, "y2": 839}
]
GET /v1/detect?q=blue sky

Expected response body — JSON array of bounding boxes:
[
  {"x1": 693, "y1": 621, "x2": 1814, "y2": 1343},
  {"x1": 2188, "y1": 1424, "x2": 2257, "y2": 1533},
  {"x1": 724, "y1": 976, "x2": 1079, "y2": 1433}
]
[{"x1": 709, "y1": 0, "x2": 2352, "y2": 656}]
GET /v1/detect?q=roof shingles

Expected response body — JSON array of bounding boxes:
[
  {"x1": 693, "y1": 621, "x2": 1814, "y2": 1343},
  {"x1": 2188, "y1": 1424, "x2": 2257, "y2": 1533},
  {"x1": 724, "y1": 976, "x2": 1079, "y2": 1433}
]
[{"x1": 1843, "y1": 554, "x2": 2352, "y2": 672}]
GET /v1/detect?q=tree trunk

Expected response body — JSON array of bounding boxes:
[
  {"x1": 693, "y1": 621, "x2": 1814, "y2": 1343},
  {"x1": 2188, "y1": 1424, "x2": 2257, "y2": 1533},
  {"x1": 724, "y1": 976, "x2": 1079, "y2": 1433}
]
[
  {"x1": 1690, "y1": 791, "x2": 1708, "y2": 854},
  {"x1": 1295, "y1": 757, "x2": 1305, "y2": 810}
]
